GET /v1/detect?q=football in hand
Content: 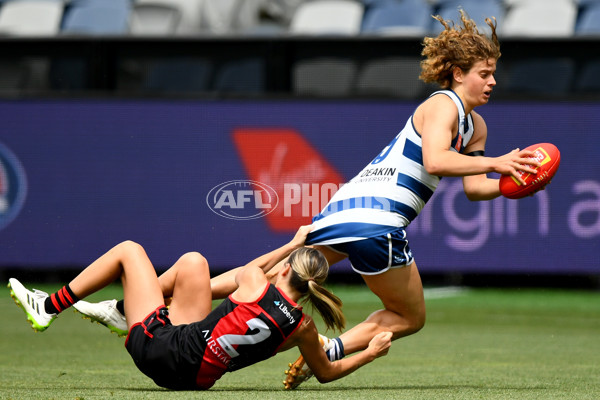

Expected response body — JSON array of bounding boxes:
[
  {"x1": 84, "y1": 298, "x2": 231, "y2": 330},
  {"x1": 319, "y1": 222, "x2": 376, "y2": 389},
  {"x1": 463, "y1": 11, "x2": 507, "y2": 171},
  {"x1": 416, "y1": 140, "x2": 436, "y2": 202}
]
[{"x1": 499, "y1": 143, "x2": 560, "y2": 199}]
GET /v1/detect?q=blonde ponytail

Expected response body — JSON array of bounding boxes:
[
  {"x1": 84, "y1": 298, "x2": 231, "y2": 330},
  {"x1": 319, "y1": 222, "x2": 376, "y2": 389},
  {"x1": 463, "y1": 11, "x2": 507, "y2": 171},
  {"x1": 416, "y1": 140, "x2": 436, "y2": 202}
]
[{"x1": 288, "y1": 247, "x2": 346, "y2": 332}]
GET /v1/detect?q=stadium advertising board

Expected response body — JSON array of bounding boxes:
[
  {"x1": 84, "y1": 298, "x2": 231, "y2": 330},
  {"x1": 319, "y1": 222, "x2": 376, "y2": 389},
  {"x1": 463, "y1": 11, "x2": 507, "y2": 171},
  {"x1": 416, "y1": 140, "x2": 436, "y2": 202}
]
[{"x1": 0, "y1": 100, "x2": 597, "y2": 274}]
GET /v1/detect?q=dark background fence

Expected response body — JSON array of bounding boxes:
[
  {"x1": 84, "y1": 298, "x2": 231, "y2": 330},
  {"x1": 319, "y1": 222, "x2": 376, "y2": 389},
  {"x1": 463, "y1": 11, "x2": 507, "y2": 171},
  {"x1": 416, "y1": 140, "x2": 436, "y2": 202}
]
[{"x1": 1, "y1": 36, "x2": 599, "y2": 100}]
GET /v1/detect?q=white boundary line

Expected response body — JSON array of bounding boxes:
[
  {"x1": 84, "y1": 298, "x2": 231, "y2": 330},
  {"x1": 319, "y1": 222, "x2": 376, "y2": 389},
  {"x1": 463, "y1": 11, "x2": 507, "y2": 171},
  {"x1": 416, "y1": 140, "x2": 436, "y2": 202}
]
[{"x1": 423, "y1": 286, "x2": 469, "y2": 299}]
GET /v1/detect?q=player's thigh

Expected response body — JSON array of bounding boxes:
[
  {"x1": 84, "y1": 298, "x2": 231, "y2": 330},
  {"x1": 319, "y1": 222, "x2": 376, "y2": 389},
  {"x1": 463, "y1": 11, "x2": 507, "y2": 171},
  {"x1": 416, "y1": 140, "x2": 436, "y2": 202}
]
[
  {"x1": 311, "y1": 244, "x2": 348, "y2": 266},
  {"x1": 168, "y1": 252, "x2": 212, "y2": 325},
  {"x1": 119, "y1": 242, "x2": 165, "y2": 327},
  {"x1": 361, "y1": 261, "x2": 425, "y2": 322}
]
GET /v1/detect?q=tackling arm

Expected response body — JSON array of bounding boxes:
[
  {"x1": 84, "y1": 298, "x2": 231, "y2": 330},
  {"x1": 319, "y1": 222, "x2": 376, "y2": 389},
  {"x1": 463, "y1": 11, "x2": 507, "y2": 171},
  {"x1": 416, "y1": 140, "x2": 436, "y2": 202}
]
[
  {"x1": 210, "y1": 225, "x2": 312, "y2": 299},
  {"x1": 296, "y1": 319, "x2": 392, "y2": 384}
]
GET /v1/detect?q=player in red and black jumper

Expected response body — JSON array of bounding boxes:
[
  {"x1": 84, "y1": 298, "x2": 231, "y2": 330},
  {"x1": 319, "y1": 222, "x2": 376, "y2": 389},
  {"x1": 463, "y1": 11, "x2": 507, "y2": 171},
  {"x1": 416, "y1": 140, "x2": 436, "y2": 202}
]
[{"x1": 9, "y1": 225, "x2": 391, "y2": 390}]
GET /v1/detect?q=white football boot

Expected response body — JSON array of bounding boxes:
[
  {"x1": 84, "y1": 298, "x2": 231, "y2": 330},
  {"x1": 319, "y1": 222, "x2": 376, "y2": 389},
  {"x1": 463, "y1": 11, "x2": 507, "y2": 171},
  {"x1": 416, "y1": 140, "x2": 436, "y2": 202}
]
[
  {"x1": 8, "y1": 278, "x2": 57, "y2": 332},
  {"x1": 73, "y1": 299, "x2": 128, "y2": 337}
]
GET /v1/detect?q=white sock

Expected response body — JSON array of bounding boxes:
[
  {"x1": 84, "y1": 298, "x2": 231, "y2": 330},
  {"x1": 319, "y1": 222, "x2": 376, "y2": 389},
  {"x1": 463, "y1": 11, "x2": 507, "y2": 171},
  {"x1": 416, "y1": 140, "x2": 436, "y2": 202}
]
[{"x1": 325, "y1": 337, "x2": 345, "y2": 361}]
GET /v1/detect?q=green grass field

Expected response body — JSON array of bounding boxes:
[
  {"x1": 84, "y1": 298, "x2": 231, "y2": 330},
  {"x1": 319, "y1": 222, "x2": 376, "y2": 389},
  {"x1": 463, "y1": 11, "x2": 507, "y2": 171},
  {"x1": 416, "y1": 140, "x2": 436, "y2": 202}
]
[{"x1": 1, "y1": 283, "x2": 599, "y2": 400}]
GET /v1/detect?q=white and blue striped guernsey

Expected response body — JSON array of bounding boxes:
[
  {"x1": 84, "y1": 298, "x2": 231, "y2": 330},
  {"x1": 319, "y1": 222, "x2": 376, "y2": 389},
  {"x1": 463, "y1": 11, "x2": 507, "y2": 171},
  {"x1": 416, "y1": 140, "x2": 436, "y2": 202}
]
[{"x1": 306, "y1": 90, "x2": 475, "y2": 246}]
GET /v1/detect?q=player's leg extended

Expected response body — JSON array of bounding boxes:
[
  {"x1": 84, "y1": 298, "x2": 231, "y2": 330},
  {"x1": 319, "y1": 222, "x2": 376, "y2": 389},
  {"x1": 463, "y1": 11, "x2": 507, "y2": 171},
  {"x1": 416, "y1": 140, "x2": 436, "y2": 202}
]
[
  {"x1": 160, "y1": 252, "x2": 212, "y2": 324},
  {"x1": 339, "y1": 261, "x2": 426, "y2": 354},
  {"x1": 73, "y1": 249, "x2": 211, "y2": 334},
  {"x1": 10, "y1": 241, "x2": 165, "y2": 332},
  {"x1": 69, "y1": 241, "x2": 165, "y2": 328}
]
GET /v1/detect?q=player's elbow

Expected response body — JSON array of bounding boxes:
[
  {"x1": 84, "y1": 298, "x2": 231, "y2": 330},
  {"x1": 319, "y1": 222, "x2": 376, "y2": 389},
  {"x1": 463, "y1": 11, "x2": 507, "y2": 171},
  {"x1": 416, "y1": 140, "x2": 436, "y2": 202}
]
[
  {"x1": 462, "y1": 177, "x2": 497, "y2": 202},
  {"x1": 313, "y1": 370, "x2": 336, "y2": 384},
  {"x1": 423, "y1": 157, "x2": 446, "y2": 176},
  {"x1": 465, "y1": 190, "x2": 493, "y2": 202},
  {"x1": 464, "y1": 185, "x2": 497, "y2": 202},
  {"x1": 464, "y1": 189, "x2": 482, "y2": 201}
]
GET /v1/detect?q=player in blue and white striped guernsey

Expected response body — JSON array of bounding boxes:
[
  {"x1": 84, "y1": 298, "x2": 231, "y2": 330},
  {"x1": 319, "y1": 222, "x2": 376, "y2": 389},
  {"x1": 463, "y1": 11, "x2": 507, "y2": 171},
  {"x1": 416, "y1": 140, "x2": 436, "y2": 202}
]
[
  {"x1": 308, "y1": 88, "x2": 474, "y2": 251},
  {"x1": 282, "y1": 10, "x2": 543, "y2": 389}
]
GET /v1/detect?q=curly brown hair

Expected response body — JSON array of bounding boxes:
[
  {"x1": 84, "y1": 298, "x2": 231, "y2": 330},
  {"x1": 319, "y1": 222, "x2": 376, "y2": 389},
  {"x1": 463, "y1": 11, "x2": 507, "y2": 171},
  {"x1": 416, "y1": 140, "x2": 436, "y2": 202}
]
[{"x1": 419, "y1": 9, "x2": 501, "y2": 89}]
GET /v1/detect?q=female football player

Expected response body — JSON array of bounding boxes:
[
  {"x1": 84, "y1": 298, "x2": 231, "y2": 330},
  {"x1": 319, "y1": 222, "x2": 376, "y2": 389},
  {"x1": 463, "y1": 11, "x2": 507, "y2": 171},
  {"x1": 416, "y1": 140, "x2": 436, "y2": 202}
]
[
  {"x1": 8, "y1": 225, "x2": 391, "y2": 390},
  {"x1": 259, "y1": 10, "x2": 542, "y2": 388}
]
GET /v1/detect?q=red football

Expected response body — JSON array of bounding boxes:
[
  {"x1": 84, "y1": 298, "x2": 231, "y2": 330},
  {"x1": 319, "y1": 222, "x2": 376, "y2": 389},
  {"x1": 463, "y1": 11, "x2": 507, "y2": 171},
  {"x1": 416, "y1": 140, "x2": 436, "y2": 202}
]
[{"x1": 499, "y1": 143, "x2": 561, "y2": 199}]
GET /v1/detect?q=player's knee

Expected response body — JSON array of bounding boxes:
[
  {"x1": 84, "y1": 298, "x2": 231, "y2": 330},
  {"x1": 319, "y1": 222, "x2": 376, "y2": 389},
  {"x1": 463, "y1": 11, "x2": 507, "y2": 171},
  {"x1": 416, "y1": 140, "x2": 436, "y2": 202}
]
[
  {"x1": 178, "y1": 252, "x2": 209, "y2": 278},
  {"x1": 117, "y1": 240, "x2": 146, "y2": 259},
  {"x1": 397, "y1": 306, "x2": 426, "y2": 336},
  {"x1": 179, "y1": 251, "x2": 207, "y2": 267},
  {"x1": 117, "y1": 239, "x2": 141, "y2": 250},
  {"x1": 406, "y1": 311, "x2": 426, "y2": 335},
  {"x1": 367, "y1": 308, "x2": 425, "y2": 338}
]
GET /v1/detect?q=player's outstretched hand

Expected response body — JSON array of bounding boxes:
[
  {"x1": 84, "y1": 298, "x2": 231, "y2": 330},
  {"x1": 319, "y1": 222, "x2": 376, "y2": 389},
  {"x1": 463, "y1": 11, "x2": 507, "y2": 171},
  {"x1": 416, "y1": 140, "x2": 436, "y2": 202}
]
[
  {"x1": 494, "y1": 148, "x2": 540, "y2": 185},
  {"x1": 289, "y1": 224, "x2": 314, "y2": 248},
  {"x1": 367, "y1": 331, "x2": 393, "y2": 360}
]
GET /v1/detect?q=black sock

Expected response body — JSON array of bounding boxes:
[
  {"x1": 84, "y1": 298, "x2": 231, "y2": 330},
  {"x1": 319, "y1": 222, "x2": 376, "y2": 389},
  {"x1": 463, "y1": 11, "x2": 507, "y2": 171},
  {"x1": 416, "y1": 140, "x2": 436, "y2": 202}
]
[
  {"x1": 116, "y1": 299, "x2": 125, "y2": 315},
  {"x1": 44, "y1": 285, "x2": 79, "y2": 314}
]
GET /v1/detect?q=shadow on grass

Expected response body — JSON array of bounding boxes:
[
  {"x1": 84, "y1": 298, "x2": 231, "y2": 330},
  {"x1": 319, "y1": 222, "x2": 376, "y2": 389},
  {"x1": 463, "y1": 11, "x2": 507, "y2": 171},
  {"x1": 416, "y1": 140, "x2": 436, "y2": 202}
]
[{"x1": 119, "y1": 383, "x2": 550, "y2": 393}]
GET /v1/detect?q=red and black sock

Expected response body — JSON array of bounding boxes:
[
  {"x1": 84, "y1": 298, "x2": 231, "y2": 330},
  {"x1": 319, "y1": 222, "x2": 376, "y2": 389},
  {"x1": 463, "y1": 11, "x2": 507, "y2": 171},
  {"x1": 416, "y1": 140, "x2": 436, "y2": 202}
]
[
  {"x1": 116, "y1": 299, "x2": 125, "y2": 315},
  {"x1": 44, "y1": 285, "x2": 79, "y2": 314}
]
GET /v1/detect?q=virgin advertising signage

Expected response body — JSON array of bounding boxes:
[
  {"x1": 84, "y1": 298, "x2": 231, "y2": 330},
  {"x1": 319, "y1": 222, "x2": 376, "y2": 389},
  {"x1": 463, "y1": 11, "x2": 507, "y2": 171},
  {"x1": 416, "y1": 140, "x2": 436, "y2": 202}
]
[{"x1": 0, "y1": 100, "x2": 597, "y2": 274}]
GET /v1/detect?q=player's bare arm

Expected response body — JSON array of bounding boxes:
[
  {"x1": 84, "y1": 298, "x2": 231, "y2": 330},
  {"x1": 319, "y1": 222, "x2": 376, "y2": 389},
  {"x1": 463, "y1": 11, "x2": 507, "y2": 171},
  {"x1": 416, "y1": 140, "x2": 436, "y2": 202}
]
[
  {"x1": 461, "y1": 111, "x2": 539, "y2": 199},
  {"x1": 241, "y1": 224, "x2": 312, "y2": 273},
  {"x1": 419, "y1": 95, "x2": 491, "y2": 177},
  {"x1": 462, "y1": 111, "x2": 501, "y2": 200},
  {"x1": 210, "y1": 225, "x2": 312, "y2": 299},
  {"x1": 294, "y1": 318, "x2": 392, "y2": 383},
  {"x1": 419, "y1": 96, "x2": 540, "y2": 182}
]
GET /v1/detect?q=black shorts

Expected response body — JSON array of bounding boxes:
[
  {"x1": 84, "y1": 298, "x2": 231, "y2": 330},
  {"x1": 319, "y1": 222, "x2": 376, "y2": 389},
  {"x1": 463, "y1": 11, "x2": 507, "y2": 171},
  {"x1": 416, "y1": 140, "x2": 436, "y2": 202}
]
[{"x1": 125, "y1": 306, "x2": 204, "y2": 390}]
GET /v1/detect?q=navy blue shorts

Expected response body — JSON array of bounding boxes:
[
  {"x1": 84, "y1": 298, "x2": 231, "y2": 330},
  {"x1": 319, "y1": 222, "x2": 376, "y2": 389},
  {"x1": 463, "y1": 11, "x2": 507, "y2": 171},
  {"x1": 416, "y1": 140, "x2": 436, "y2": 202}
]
[{"x1": 328, "y1": 228, "x2": 414, "y2": 275}]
